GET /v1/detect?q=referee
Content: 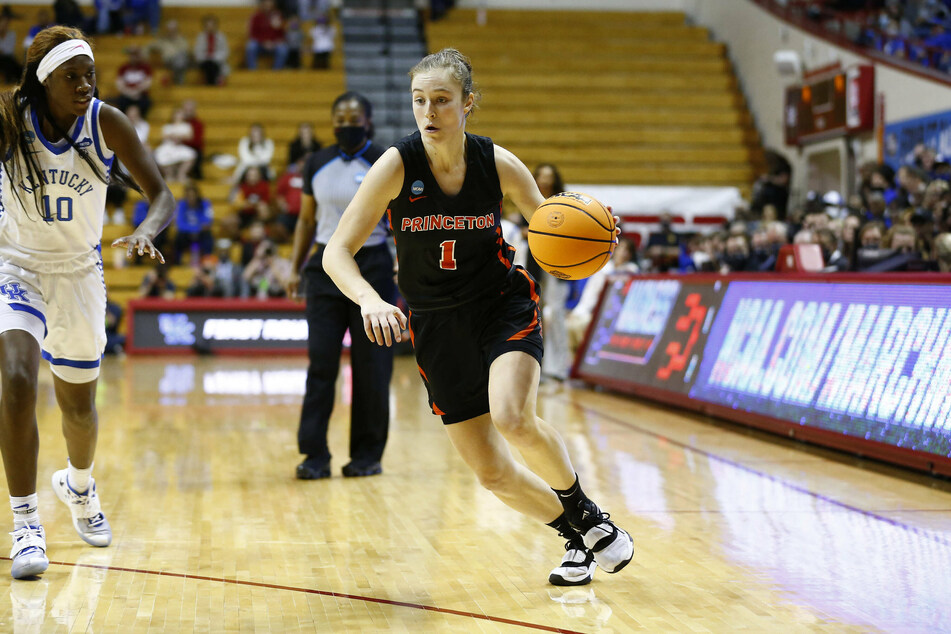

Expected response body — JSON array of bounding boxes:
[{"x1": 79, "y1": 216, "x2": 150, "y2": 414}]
[{"x1": 286, "y1": 92, "x2": 395, "y2": 479}]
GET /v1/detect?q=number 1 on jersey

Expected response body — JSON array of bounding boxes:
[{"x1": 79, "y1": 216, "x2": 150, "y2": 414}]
[{"x1": 439, "y1": 240, "x2": 457, "y2": 270}]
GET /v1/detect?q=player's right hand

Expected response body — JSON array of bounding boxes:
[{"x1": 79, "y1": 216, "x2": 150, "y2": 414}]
[{"x1": 361, "y1": 298, "x2": 407, "y2": 347}]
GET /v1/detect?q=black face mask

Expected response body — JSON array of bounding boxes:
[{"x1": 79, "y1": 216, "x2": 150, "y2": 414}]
[{"x1": 335, "y1": 126, "x2": 366, "y2": 153}]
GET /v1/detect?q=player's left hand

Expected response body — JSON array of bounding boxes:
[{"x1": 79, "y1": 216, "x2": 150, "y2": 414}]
[{"x1": 112, "y1": 233, "x2": 165, "y2": 263}]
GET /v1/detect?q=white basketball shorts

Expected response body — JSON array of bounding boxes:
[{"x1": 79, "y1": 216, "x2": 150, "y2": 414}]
[{"x1": 0, "y1": 258, "x2": 107, "y2": 383}]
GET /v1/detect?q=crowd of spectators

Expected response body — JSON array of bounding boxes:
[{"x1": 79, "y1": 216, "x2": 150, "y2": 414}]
[{"x1": 637, "y1": 146, "x2": 951, "y2": 277}]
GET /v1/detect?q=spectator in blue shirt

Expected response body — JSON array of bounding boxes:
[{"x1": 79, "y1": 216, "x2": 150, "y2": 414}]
[{"x1": 173, "y1": 182, "x2": 214, "y2": 264}]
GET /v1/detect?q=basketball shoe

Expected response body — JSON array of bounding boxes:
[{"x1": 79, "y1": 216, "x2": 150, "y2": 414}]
[
  {"x1": 10, "y1": 525, "x2": 48, "y2": 579},
  {"x1": 51, "y1": 470, "x2": 112, "y2": 547},
  {"x1": 549, "y1": 536, "x2": 596, "y2": 586},
  {"x1": 570, "y1": 500, "x2": 634, "y2": 574}
]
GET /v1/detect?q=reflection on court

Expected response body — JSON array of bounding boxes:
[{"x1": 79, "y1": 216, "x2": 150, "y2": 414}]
[{"x1": 0, "y1": 355, "x2": 948, "y2": 632}]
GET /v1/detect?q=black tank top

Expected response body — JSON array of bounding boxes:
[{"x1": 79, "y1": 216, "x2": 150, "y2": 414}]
[{"x1": 388, "y1": 131, "x2": 515, "y2": 311}]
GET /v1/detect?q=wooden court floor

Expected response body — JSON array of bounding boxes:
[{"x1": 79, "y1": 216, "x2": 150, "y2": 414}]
[{"x1": 0, "y1": 354, "x2": 949, "y2": 633}]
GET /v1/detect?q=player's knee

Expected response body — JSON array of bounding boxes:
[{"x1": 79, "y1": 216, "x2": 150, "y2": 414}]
[
  {"x1": 0, "y1": 366, "x2": 37, "y2": 410},
  {"x1": 473, "y1": 462, "x2": 512, "y2": 492},
  {"x1": 492, "y1": 407, "x2": 538, "y2": 445}
]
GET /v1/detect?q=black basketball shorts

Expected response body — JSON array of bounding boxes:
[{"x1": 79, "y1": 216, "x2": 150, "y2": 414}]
[{"x1": 408, "y1": 267, "x2": 544, "y2": 424}]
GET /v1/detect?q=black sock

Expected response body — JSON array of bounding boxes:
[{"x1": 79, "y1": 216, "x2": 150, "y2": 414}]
[
  {"x1": 546, "y1": 513, "x2": 580, "y2": 540},
  {"x1": 552, "y1": 474, "x2": 591, "y2": 527}
]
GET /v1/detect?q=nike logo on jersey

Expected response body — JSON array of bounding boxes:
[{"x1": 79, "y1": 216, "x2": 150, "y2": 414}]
[{"x1": 409, "y1": 195, "x2": 427, "y2": 202}]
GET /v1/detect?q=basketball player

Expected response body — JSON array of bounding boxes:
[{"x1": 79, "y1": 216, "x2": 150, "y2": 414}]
[
  {"x1": 0, "y1": 27, "x2": 174, "y2": 579},
  {"x1": 287, "y1": 92, "x2": 395, "y2": 480},
  {"x1": 323, "y1": 48, "x2": 634, "y2": 586}
]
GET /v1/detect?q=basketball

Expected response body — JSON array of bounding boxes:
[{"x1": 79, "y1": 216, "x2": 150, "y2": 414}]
[{"x1": 527, "y1": 192, "x2": 616, "y2": 280}]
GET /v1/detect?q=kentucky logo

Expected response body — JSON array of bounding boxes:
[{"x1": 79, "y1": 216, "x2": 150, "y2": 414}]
[
  {"x1": 158, "y1": 313, "x2": 196, "y2": 346},
  {"x1": 0, "y1": 283, "x2": 28, "y2": 302}
]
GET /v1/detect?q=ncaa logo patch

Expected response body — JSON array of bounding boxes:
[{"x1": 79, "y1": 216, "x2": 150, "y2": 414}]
[
  {"x1": 23, "y1": 131, "x2": 35, "y2": 142},
  {"x1": 411, "y1": 180, "x2": 425, "y2": 195}
]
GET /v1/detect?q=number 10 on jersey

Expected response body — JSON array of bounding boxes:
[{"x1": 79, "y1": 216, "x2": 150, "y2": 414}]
[
  {"x1": 42, "y1": 195, "x2": 73, "y2": 223},
  {"x1": 439, "y1": 240, "x2": 457, "y2": 270}
]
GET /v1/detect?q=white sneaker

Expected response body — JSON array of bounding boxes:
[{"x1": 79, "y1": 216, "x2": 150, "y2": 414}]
[
  {"x1": 572, "y1": 501, "x2": 634, "y2": 574},
  {"x1": 51, "y1": 470, "x2": 112, "y2": 547},
  {"x1": 549, "y1": 537, "x2": 596, "y2": 586},
  {"x1": 10, "y1": 525, "x2": 48, "y2": 579}
]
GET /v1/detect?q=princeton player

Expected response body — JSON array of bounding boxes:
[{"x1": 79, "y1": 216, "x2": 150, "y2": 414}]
[
  {"x1": 0, "y1": 27, "x2": 173, "y2": 579},
  {"x1": 323, "y1": 48, "x2": 634, "y2": 585}
]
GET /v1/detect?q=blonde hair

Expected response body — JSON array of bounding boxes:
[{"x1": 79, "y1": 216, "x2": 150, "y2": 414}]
[{"x1": 409, "y1": 48, "x2": 480, "y2": 112}]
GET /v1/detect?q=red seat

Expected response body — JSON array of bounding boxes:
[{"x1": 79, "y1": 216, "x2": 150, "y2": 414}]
[{"x1": 776, "y1": 244, "x2": 824, "y2": 272}]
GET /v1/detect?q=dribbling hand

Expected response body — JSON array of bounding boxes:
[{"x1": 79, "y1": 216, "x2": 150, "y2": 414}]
[
  {"x1": 361, "y1": 298, "x2": 407, "y2": 347},
  {"x1": 112, "y1": 233, "x2": 165, "y2": 263}
]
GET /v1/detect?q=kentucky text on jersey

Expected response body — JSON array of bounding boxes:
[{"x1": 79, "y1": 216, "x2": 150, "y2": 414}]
[
  {"x1": 401, "y1": 212, "x2": 495, "y2": 232},
  {"x1": 18, "y1": 169, "x2": 95, "y2": 195}
]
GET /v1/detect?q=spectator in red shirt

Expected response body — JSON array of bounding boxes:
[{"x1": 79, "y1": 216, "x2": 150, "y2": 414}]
[
  {"x1": 181, "y1": 99, "x2": 205, "y2": 179},
  {"x1": 245, "y1": 0, "x2": 288, "y2": 70},
  {"x1": 275, "y1": 156, "x2": 305, "y2": 235},
  {"x1": 194, "y1": 14, "x2": 230, "y2": 86},
  {"x1": 114, "y1": 46, "x2": 153, "y2": 118},
  {"x1": 232, "y1": 166, "x2": 272, "y2": 230}
]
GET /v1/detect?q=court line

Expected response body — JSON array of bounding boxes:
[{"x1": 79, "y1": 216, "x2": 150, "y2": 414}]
[
  {"x1": 0, "y1": 557, "x2": 585, "y2": 634},
  {"x1": 566, "y1": 399, "x2": 951, "y2": 548}
]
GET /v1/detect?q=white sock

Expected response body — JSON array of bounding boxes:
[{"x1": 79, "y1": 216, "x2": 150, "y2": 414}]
[
  {"x1": 11, "y1": 494, "x2": 39, "y2": 529},
  {"x1": 67, "y1": 461, "x2": 93, "y2": 493}
]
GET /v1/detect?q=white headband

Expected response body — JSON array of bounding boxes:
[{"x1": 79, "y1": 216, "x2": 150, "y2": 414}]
[{"x1": 36, "y1": 39, "x2": 94, "y2": 84}]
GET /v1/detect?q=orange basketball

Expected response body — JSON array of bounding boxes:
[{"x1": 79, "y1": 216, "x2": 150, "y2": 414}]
[{"x1": 527, "y1": 192, "x2": 616, "y2": 280}]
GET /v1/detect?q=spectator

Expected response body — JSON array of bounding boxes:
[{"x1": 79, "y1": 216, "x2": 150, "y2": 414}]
[
  {"x1": 213, "y1": 238, "x2": 248, "y2": 298},
  {"x1": 173, "y1": 182, "x2": 214, "y2": 264},
  {"x1": 721, "y1": 233, "x2": 751, "y2": 273},
  {"x1": 53, "y1": 0, "x2": 89, "y2": 31},
  {"x1": 241, "y1": 220, "x2": 269, "y2": 265},
  {"x1": 309, "y1": 13, "x2": 335, "y2": 69},
  {"x1": 566, "y1": 237, "x2": 638, "y2": 350},
  {"x1": 0, "y1": 16, "x2": 20, "y2": 84},
  {"x1": 125, "y1": 104, "x2": 150, "y2": 148},
  {"x1": 243, "y1": 240, "x2": 291, "y2": 299},
  {"x1": 751, "y1": 150, "x2": 791, "y2": 219},
  {"x1": 232, "y1": 166, "x2": 272, "y2": 229},
  {"x1": 841, "y1": 213, "x2": 863, "y2": 268},
  {"x1": 883, "y1": 224, "x2": 918, "y2": 253},
  {"x1": 246, "y1": 0, "x2": 288, "y2": 71},
  {"x1": 234, "y1": 123, "x2": 275, "y2": 184},
  {"x1": 864, "y1": 190, "x2": 892, "y2": 228},
  {"x1": 803, "y1": 208, "x2": 831, "y2": 233},
  {"x1": 23, "y1": 9, "x2": 55, "y2": 51},
  {"x1": 186, "y1": 261, "x2": 223, "y2": 298},
  {"x1": 194, "y1": 14, "x2": 230, "y2": 86},
  {"x1": 104, "y1": 301, "x2": 125, "y2": 355},
  {"x1": 124, "y1": 0, "x2": 161, "y2": 35},
  {"x1": 287, "y1": 122, "x2": 321, "y2": 166},
  {"x1": 817, "y1": 228, "x2": 849, "y2": 271},
  {"x1": 645, "y1": 211, "x2": 682, "y2": 272},
  {"x1": 139, "y1": 264, "x2": 176, "y2": 299},
  {"x1": 285, "y1": 15, "x2": 303, "y2": 68},
  {"x1": 859, "y1": 221, "x2": 887, "y2": 249},
  {"x1": 153, "y1": 108, "x2": 197, "y2": 184},
  {"x1": 935, "y1": 233, "x2": 951, "y2": 272},
  {"x1": 275, "y1": 156, "x2": 305, "y2": 235},
  {"x1": 114, "y1": 46, "x2": 153, "y2": 118},
  {"x1": 95, "y1": 0, "x2": 124, "y2": 34},
  {"x1": 148, "y1": 19, "x2": 190, "y2": 85},
  {"x1": 181, "y1": 99, "x2": 205, "y2": 179}
]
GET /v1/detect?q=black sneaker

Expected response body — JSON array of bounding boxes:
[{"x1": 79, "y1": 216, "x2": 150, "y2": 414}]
[
  {"x1": 341, "y1": 461, "x2": 382, "y2": 478},
  {"x1": 570, "y1": 500, "x2": 634, "y2": 574},
  {"x1": 296, "y1": 458, "x2": 330, "y2": 480},
  {"x1": 548, "y1": 537, "x2": 596, "y2": 586}
]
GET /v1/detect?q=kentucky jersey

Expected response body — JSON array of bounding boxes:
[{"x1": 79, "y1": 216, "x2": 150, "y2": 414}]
[
  {"x1": 388, "y1": 131, "x2": 515, "y2": 311},
  {"x1": 0, "y1": 98, "x2": 113, "y2": 273}
]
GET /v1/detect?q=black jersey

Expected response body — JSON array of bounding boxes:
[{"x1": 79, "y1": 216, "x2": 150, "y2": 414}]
[{"x1": 388, "y1": 131, "x2": 515, "y2": 311}]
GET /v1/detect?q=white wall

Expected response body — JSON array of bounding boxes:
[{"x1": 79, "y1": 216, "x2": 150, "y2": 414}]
[{"x1": 690, "y1": 0, "x2": 951, "y2": 193}]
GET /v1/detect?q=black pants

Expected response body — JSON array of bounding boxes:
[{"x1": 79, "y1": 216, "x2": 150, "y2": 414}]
[
  {"x1": 199, "y1": 60, "x2": 221, "y2": 85},
  {"x1": 298, "y1": 243, "x2": 395, "y2": 466}
]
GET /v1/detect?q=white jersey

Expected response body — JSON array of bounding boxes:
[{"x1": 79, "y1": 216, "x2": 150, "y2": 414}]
[{"x1": 0, "y1": 98, "x2": 114, "y2": 273}]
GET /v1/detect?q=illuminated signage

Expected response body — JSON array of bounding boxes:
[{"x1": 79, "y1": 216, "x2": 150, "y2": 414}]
[{"x1": 576, "y1": 276, "x2": 951, "y2": 474}]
